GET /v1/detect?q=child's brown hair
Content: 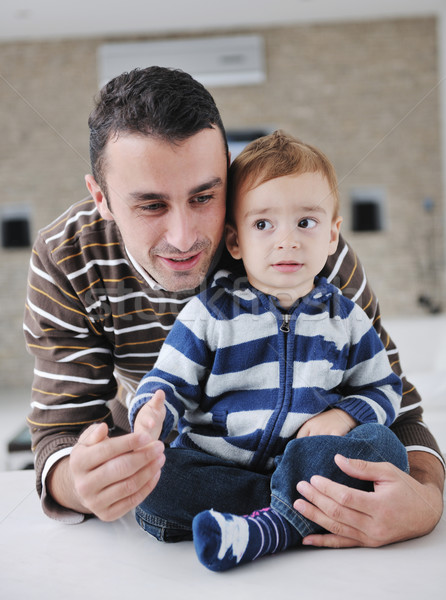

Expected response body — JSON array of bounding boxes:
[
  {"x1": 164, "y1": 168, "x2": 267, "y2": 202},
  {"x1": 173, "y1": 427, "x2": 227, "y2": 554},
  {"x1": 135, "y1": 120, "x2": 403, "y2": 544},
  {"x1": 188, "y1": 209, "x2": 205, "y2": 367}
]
[{"x1": 227, "y1": 130, "x2": 339, "y2": 222}]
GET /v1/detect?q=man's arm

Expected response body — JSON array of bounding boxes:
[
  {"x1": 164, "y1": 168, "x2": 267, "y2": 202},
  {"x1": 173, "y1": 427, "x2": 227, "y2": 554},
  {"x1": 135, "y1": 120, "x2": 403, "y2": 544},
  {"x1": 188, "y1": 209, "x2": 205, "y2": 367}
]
[{"x1": 24, "y1": 207, "x2": 169, "y2": 521}]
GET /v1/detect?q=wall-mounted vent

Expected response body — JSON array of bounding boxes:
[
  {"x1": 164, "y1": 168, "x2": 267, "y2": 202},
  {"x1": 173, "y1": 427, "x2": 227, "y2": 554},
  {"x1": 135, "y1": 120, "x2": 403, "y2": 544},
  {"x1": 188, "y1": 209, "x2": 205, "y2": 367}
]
[
  {"x1": 1, "y1": 205, "x2": 31, "y2": 249},
  {"x1": 98, "y1": 35, "x2": 266, "y2": 88},
  {"x1": 350, "y1": 187, "x2": 387, "y2": 232}
]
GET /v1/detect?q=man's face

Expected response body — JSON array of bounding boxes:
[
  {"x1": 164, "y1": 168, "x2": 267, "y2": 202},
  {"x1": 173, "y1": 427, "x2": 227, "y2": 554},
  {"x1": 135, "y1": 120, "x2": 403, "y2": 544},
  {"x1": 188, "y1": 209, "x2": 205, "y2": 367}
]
[{"x1": 87, "y1": 127, "x2": 228, "y2": 292}]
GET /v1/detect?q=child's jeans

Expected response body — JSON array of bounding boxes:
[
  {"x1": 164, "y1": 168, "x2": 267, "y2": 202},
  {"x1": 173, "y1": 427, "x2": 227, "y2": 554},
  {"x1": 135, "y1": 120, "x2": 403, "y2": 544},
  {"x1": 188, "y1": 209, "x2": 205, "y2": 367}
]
[{"x1": 135, "y1": 423, "x2": 409, "y2": 542}]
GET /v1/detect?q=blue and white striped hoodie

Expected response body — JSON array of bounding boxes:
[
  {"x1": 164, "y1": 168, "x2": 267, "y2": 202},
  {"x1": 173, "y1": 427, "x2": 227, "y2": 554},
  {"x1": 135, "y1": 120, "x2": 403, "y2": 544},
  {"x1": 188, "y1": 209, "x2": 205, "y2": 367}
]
[{"x1": 129, "y1": 271, "x2": 402, "y2": 473}]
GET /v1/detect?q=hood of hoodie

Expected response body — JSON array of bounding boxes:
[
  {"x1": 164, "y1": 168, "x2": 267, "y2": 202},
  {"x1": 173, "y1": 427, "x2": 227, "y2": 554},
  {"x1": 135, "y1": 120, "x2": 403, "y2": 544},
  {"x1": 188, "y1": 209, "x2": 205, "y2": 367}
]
[{"x1": 205, "y1": 269, "x2": 339, "y2": 320}]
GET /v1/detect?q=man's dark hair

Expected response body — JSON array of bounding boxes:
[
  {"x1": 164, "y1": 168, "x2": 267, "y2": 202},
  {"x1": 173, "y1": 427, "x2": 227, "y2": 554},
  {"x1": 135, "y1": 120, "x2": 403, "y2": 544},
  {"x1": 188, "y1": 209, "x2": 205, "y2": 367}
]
[{"x1": 88, "y1": 66, "x2": 228, "y2": 195}]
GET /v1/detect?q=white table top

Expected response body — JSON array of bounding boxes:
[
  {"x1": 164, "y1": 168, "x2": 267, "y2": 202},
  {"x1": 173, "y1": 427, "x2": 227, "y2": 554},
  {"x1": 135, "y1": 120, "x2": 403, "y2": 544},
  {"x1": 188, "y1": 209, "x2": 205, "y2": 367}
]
[{"x1": 1, "y1": 470, "x2": 445, "y2": 599}]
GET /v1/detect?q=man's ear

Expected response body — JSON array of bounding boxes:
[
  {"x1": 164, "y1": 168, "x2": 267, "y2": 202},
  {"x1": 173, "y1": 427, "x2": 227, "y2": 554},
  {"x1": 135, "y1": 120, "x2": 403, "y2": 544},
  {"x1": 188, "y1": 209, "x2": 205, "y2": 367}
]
[
  {"x1": 328, "y1": 216, "x2": 343, "y2": 256},
  {"x1": 225, "y1": 222, "x2": 242, "y2": 260},
  {"x1": 85, "y1": 174, "x2": 114, "y2": 221}
]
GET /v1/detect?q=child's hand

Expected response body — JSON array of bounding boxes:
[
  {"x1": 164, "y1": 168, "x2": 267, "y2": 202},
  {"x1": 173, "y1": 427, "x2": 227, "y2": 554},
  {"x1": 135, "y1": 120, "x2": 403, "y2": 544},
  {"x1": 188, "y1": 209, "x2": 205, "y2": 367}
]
[
  {"x1": 296, "y1": 408, "x2": 357, "y2": 438},
  {"x1": 133, "y1": 389, "x2": 166, "y2": 444}
]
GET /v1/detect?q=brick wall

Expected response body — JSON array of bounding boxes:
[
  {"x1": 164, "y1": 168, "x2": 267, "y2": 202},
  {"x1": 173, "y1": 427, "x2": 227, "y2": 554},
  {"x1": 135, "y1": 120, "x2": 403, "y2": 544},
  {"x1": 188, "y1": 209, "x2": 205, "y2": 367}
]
[{"x1": 0, "y1": 17, "x2": 443, "y2": 389}]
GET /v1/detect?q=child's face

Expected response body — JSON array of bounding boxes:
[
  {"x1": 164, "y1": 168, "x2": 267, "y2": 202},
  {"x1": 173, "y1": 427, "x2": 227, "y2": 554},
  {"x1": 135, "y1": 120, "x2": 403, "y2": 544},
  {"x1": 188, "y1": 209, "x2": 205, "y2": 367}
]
[{"x1": 226, "y1": 171, "x2": 342, "y2": 308}]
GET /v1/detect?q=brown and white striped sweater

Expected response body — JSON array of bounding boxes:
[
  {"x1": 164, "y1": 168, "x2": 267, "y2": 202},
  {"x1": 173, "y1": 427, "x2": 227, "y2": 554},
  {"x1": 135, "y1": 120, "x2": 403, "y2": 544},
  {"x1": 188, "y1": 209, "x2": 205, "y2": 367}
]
[{"x1": 24, "y1": 197, "x2": 443, "y2": 517}]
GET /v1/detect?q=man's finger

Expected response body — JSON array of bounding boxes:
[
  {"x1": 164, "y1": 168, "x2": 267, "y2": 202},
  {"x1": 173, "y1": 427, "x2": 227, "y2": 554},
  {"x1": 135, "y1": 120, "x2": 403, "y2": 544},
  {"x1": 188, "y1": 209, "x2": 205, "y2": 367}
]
[
  {"x1": 96, "y1": 440, "x2": 164, "y2": 487},
  {"x1": 294, "y1": 491, "x2": 370, "y2": 545},
  {"x1": 302, "y1": 533, "x2": 364, "y2": 548},
  {"x1": 73, "y1": 429, "x2": 155, "y2": 472},
  {"x1": 303, "y1": 473, "x2": 374, "y2": 515},
  {"x1": 294, "y1": 477, "x2": 373, "y2": 530},
  {"x1": 334, "y1": 455, "x2": 395, "y2": 481},
  {"x1": 93, "y1": 450, "x2": 166, "y2": 521},
  {"x1": 78, "y1": 422, "x2": 109, "y2": 446},
  {"x1": 101, "y1": 469, "x2": 163, "y2": 522}
]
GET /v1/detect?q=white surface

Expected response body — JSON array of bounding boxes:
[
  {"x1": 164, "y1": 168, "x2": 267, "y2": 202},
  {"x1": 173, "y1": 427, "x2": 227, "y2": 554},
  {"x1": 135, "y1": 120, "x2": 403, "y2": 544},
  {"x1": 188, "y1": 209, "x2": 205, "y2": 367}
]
[
  {"x1": 386, "y1": 315, "x2": 446, "y2": 455},
  {"x1": 0, "y1": 470, "x2": 445, "y2": 600}
]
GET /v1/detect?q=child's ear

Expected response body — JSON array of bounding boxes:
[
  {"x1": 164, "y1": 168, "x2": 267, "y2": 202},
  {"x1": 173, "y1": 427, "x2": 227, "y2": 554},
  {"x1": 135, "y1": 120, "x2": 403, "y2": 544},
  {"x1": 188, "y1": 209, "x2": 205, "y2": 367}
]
[
  {"x1": 328, "y1": 216, "x2": 343, "y2": 256},
  {"x1": 225, "y1": 223, "x2": 242, "y2": 260}
]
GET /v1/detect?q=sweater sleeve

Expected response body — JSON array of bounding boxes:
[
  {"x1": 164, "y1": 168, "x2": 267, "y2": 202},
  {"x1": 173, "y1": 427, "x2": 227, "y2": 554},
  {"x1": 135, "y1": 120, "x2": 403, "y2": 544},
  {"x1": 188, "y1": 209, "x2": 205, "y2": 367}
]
[
  {"x1": 128, "y1": 297, "x2": 212, "y2": 437},
  {"x1": 24, "y1": 232, "x2": 118, "y2": 519},
  {"x1": 321, "y1": 235, "x2": 444, "y2": 465},
  {"x1": 335, "y1": 301, "x2": 402, "y2": 426}
]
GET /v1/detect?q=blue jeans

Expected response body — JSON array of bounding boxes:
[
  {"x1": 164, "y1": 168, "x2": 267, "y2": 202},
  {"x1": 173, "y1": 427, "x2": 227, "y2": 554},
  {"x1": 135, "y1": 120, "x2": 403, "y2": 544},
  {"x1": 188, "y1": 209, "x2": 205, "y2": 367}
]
[{"x1": 135, "y1": 423, "x2": 409, "y2": 542}]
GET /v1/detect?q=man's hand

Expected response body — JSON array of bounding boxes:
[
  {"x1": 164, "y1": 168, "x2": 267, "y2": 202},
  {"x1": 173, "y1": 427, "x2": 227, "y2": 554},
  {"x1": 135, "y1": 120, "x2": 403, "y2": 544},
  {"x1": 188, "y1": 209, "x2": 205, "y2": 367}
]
[
  {"x1": 296, "y1": 409, "x2": 357, "y2": 438},
  {"x1": 293, "y1": 452, "x2": 444, "y2": 547},
  {"x1": 47, "y1": 419, "x2": 166, "y2": 522}
]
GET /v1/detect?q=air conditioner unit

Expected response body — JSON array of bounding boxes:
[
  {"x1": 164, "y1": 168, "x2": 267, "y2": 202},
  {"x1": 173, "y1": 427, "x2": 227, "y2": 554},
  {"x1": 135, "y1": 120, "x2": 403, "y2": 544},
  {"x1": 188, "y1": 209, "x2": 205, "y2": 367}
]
[{"x1": 98, "y1": 35, "x2": 266, "y2": 88}]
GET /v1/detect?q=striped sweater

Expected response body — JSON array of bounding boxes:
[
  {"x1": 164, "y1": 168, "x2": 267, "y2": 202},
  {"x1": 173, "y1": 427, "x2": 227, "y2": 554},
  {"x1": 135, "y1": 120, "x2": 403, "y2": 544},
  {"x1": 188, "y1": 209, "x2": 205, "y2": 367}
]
[
  {"x1": 129, "y1": 272, "x2": 402, "y2": 472},
  {"x1": 24, "y1": 198, "x2": 443, "y2": 513}
]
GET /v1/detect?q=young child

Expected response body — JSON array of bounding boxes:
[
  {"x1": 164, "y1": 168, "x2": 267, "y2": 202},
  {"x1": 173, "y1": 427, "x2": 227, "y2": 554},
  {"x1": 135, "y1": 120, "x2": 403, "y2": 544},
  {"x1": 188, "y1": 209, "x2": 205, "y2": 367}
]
[{"x1": 129, "y1": 131, "x2": 408, "y2": 571}]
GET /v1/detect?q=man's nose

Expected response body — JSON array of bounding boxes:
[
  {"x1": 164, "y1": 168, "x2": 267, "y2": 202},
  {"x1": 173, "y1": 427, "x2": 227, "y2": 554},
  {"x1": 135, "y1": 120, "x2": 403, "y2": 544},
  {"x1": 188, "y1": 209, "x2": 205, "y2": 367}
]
[{"x1": 164, "y1": 208, "x2": 198, "y2": 252}]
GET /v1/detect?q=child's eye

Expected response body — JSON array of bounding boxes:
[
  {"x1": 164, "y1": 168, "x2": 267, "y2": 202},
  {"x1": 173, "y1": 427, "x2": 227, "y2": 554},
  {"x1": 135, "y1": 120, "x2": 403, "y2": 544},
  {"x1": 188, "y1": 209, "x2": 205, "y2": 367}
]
[
  {"x1": 255, "y1": 220, "x2": 273, "y2": 231},
  {"x1": 298, "y1": 218, "x2": 317, "y2": 229}
]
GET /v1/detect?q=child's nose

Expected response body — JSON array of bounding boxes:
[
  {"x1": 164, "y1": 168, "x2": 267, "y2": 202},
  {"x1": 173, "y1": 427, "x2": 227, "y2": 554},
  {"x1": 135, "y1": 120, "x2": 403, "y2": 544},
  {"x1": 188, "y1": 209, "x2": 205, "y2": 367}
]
[{"x1": 277, "y1": 227, "x2": 301, "y2": 249}]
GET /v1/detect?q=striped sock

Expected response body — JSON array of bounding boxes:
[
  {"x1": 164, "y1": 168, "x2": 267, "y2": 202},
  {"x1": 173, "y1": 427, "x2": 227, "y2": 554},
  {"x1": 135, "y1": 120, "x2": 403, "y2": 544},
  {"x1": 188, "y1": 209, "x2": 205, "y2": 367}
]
[{"x1": 192, "y1": 507, "x2": 301, "y2": 572}]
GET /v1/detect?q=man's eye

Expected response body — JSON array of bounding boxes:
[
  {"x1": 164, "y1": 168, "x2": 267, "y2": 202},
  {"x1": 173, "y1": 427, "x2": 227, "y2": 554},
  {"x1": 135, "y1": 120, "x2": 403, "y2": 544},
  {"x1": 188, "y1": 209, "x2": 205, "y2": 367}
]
[
  {"x1": 255, "y1": 220, "x2": 273, "y2": 230},
  {"x1": 298, "y1": 218, "x2": 317, "y2": 229},
  {"x1": 140, "y1": 203, "x2": 165, "y2": 212},
  {"x1": 194, "y1": 194, "x2": 213, "y2": 204}
]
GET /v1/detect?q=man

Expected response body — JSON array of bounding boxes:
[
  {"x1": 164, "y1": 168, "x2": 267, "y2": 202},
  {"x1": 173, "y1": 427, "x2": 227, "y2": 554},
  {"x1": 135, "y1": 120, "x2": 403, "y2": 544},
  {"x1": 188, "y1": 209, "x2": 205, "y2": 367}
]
[{"x1": 24, "y1": 66, "x2": 444, "y2": 547}]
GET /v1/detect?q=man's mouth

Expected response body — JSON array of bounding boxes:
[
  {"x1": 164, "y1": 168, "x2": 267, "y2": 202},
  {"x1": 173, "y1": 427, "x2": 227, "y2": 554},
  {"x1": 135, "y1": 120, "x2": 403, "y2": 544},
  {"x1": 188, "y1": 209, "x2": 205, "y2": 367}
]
[
  {"x1": 170, "y1": 257, "x2": 193, "y2": 262},
  {"x1": 158, "y1": 252, "x2": 203, "y2": 271}
]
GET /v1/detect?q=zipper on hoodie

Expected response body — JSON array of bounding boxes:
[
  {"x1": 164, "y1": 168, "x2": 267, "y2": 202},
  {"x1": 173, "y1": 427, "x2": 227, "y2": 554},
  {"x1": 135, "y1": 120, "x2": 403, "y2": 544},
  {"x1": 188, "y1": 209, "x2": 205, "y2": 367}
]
[
  {"x1": 252, "y1": 310, "x2": 292, "y2": 470},
  {"x1": 280, "y1": 313, "x2": 291, "y2": 333}
]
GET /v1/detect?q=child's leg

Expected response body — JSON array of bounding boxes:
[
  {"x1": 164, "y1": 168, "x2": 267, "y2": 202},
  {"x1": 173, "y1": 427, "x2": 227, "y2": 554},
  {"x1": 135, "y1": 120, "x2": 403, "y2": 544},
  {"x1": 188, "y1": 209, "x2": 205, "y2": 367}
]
[{"x1": 193, "y1": 506, "x2": 301, "y2": 572}]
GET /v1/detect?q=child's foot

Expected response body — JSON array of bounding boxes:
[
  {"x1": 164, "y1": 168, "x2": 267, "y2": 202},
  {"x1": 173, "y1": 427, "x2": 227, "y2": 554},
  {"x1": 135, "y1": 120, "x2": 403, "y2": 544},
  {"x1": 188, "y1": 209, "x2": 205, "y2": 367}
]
[{"x1": 192, "y1": 507, "x2": 300, "y2": 572}]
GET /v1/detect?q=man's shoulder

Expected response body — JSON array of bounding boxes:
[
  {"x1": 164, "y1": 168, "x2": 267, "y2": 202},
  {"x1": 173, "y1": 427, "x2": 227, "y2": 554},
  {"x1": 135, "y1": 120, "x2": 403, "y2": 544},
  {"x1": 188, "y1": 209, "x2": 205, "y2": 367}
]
[
  {"x1": 38, "y1": 198, "x2": 112, "y2": 246},
  {"x1": 35, "y1": 197, "x2": 121, "y2": 260}
]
